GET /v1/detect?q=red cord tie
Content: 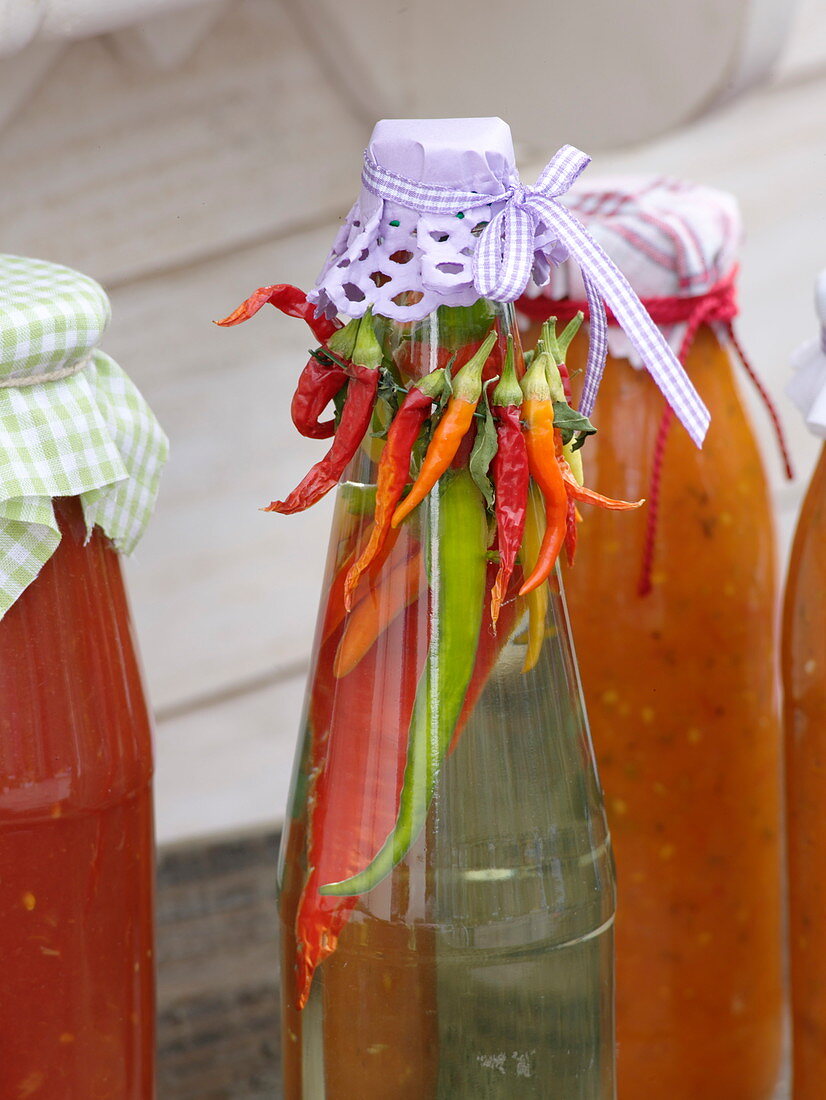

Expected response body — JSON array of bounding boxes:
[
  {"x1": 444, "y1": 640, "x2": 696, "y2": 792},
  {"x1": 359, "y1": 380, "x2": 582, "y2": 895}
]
[{"x1": 518, "y1": 269, "x2": 794, "y2": 595}]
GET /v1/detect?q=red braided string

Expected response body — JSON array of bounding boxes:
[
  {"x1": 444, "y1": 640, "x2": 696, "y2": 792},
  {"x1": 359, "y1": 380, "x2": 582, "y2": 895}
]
[
  {"x1": 637, "y1": 282, "x2": 737, "y2": 595},
  {"x1": 638, "y1": 404, "x2": 673, "y2": 597},
  {"x1": 724, "y1": 321, "x2": 794, "y2": 481},
  {"x1": 517, "y1": 272, "x2": 738, "y2": 328},
  {"x1": 518, "y1": 271, "x2": 794, "y2": 596}
]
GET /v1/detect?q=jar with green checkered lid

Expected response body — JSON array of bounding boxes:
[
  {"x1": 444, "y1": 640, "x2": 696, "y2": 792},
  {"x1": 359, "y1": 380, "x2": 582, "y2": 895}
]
[{"x1": 0, "y1": 254, "x2": 167, "y2": 1098}]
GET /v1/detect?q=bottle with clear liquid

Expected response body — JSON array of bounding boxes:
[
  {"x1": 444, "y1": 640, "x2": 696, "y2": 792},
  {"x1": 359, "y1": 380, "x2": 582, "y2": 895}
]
[{"x1": 276, "y1": 301, "x2": 616, "y2": 1099}]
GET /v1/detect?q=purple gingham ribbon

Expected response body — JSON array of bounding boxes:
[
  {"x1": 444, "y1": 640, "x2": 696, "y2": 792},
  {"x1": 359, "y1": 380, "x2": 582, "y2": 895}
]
[{"x1": 362, "y1": 145, "x2": 710, "y2": 446}]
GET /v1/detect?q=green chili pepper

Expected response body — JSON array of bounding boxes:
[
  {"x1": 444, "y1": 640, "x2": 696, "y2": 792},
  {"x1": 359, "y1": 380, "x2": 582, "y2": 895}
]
[{"x1": 319, "y1": 467, "x2": 487, "y2": 896}]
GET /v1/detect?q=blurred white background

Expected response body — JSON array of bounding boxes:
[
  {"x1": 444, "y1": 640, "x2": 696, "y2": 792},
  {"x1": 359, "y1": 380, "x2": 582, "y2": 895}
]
[{"x1": 1, "y1": 0, "x2": 824, "y2": 845}]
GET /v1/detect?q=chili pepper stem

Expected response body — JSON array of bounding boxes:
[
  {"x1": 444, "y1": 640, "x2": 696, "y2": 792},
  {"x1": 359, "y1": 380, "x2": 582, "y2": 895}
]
[{"x1": 327, "y1": 316, "x2": 362, "y2": 359}]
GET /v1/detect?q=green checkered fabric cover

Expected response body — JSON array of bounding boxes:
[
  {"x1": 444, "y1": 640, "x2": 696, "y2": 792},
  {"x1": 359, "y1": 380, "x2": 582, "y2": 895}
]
[{"x1": 0, "y1": 254, "x2": 168, "y2": 617}]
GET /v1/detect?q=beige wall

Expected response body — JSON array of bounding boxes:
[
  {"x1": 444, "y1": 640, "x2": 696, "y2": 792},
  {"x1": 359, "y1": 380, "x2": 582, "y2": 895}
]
[{"x1": 1, "y1": 0, "x2": 824, "y2": 843}]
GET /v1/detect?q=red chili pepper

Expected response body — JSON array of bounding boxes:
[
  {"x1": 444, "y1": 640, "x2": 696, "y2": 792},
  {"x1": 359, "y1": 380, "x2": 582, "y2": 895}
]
[
  {"x1": 490, "y1": 338, "x2": 529, "y2": 629},
  {"x1": 266, "y1": 315, "x2": 383, "y2": 515},
  {"x1": 215, "y1": 283, "x2": 339, "y2": 343},
  {"x1": 290, "y1": 352, "x2": 348, "y2": 440},
  {"x1": 295, "y1": 531, "x2": 427, "y2": 1009},
  {"x1": 289, "y1": 319, "x2": 364, "y2": 441},
  {"x1": 343, "y1": 369, "x2": 445, "y2": 610}
]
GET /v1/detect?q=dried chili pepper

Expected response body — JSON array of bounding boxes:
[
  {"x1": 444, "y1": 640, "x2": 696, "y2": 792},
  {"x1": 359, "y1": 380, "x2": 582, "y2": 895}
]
[
  {"x1": 290, "y1": 319, "x2": 361, "y2": 440},
  {"x1": 519, "y1": 345, "x2": 569, "y2": 596},
  {"x1": 266, "y1": 314, "x2": 383, "y2": 515},
  {"x1": 217, "y1": 283, "x2": 347, "y2": 439},
  {"x1": 215, "y1": 282, "x2": 338, "y2": 343},
  {"x1": 490, "y1": 337, "x2": 529, "y2": 628},
  {"x1": 343, "y1": 368, "x2": 446, "y2": 610},
  {"x1": 564, "y1": 497, "x2": 579, "y2": 565},
  {"x1": 290, "y1": 354, "x2": 347, "y2": 440},
  {"x1": 320, "y1": 468, "x2": 487, "y2": 896},
  {"x1": 391, "y1": 329, "x2": 497, "y2": 528}
]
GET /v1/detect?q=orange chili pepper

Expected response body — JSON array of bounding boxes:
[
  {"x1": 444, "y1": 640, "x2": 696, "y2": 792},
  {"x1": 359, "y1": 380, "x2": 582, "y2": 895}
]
[
  {"x1": 321, "y1": 524, "x2": 402, "y2": 647},
  {"x1": 559, "y1": 458, "x2": 643, "y2": 511},
  {"x1": 391, "y1": 330, "x2": 497, "y2": 528},
  {"x1": 333, "y1": 550, "x2": 423, "y2": 678},
  {"x1": 519, "y1": 347, "x2": 569, "y2": 596}
]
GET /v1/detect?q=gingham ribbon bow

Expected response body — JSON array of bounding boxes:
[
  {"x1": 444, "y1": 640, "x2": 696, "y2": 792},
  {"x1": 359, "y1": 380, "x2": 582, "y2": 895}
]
[{"x1": 362, "y1": 144, "x2": 710, "y2": 446}]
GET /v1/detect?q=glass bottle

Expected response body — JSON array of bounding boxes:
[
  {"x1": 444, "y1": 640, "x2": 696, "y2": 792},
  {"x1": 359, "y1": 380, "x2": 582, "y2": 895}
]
[
  {"x1": 784, "y1": 445, "x2": 826, "y2": 1099},
  {"x1": 0, "y1": 497, "x2": 156, "y2": 1099},
  {"x1": 276, "y1": 302, "x2": 616, "y2": 1099},
  {"x1": 521, "y1": 319, "x2": 785, "y2": 1099}
]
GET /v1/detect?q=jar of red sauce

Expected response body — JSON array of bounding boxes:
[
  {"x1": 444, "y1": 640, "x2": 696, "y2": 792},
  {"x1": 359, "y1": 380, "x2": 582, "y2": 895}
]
[
  {"x1": 0, "y1": 255, "x2": 167, "y2": 1099},
  {"x1": 518, "y1": 179, "x2": 788, "y2": 1099},
  {"x1": 783, "y1": 269, "x2": 826, "y2": 1100}
]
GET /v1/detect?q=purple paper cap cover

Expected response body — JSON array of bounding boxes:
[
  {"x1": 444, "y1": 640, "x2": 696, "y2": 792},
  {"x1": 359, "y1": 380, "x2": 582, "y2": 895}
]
[{"x1": 309, "y1": 117, "x2": 553, "y2": 323}]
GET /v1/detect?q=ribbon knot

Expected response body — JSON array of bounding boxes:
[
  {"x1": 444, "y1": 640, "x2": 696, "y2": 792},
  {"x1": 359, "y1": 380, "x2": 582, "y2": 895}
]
[
  {"x1": 474, "y1": 146, "x2": 591, "y2": 304},
  {"x1": 360, "y1": 143, "x2": 710, "y2": 446}
]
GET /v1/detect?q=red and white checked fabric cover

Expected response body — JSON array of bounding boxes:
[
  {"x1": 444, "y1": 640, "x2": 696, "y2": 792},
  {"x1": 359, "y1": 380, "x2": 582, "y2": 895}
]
[{"x1": 521, "y1": 174, "x2": 742, "y2": 365}]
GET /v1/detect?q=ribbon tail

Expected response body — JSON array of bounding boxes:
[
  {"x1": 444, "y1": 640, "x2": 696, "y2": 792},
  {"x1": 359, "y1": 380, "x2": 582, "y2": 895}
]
[
  {"x1": 539, "y1": 200, "x2": 710, "y2": 447},
  {"x1": 533, "y1": 145, "x2": 592, "y2": 196},
  {"x1": 473, "y1": 206, "x2": 507, "y2": 300},
  {"x1": 579, "y1": 275, "x2": 607, "y2": 419},
  {"x1": 474, "y1": 206, "x2": 535, "y2": 303}
]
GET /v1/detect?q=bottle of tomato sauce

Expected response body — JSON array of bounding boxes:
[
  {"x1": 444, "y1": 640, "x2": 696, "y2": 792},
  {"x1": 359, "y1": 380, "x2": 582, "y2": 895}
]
[
  {"x1": 518, "y1": 178, "x2": 789, "y2": 1099},
  {"x1": 784, "y1": 269, "x2": 826, "y2": 1100},
  {"x1": 0, "y1": 255, "x2": 168, "y2": 1098}
]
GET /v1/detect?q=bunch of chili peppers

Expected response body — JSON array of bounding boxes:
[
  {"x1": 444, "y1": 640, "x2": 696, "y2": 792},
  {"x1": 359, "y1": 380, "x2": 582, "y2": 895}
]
[
  {"x1": 219, "y1": 285, "x2": 642, "y2": 1006},
  {"x1": 218, "y1": 284, "x2": 638, "y2": 587}
]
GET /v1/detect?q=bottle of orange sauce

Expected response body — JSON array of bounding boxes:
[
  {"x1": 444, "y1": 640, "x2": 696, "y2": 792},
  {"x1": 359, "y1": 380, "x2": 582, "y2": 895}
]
[
  {"x1": 517, "y1": 177, "x2": 791, "y2": 1100},
  {"x1": 784, "y1": 268, "x2": 826, "y2": 1100},
  {"x1": 0, "y1": 254, "x2": 167, "y2": 1100}
]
